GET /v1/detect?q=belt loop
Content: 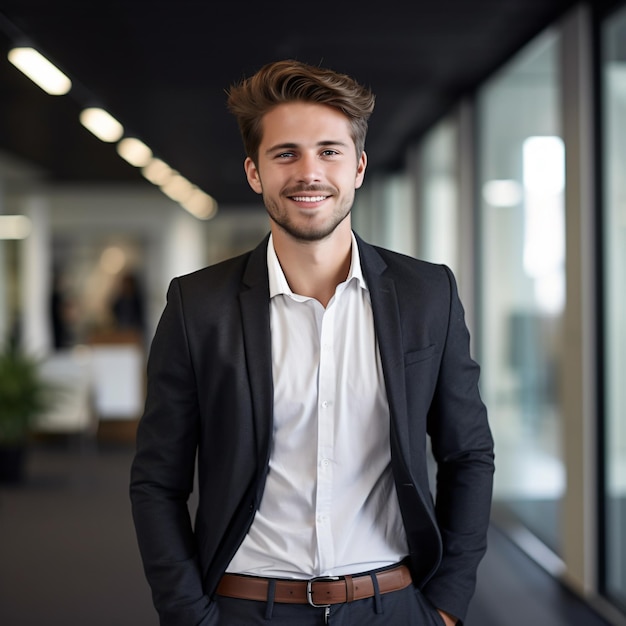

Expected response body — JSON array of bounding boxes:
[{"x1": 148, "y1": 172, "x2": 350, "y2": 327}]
[
  {"x1": 344, "y1": 574, "x2": 354, "y2": 603},
  {"x1": 369, "y1": 573, "x2": 383, "y2": 615},
  {"x1": 264, "y1": 578, "x2": 276, "y2": 620}
]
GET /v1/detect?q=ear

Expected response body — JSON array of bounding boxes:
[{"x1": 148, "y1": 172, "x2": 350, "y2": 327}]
[
  {"x1": 244, "y1": 157, "x2": 263, "y2": 195},
  {"x1": 355, "y1": 151, "x2": 367, "y2": 189}
]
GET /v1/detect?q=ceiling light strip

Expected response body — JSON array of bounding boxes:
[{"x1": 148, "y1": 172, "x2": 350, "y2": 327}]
[
  {"x1": 7, "y1": 47, "x2": 72, "y2": 95},
  {"x1": 4, "y1": 20, "x2": 217, "y2": 221},
  {"x1": 79, "y1": 107, "x2": 124, "y2": 142}
]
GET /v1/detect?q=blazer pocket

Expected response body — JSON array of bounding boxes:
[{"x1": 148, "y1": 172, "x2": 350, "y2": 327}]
[{"x1": 404, "y1": 344, "x2": 436, "y2": 366}]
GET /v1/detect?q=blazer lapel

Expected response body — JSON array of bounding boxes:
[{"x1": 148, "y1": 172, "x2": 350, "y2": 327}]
[
  {"x1": 239, "y1": 236, "x2": 274, "y2": 481},
  {"x1": 356, "y1": 236, "x2": 412, "y2": 464}
]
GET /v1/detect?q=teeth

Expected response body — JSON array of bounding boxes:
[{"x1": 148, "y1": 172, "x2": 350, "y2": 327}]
[{"x1": 291, "y1": 196, "x2": 327, "y2": 202}]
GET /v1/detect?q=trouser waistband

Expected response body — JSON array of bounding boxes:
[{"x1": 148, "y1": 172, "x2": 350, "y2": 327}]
[{"x1": 216, "y1": 563, "x2": 413, "y2": 608}]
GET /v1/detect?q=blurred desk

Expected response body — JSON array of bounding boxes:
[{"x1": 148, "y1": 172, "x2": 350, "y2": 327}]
[
  {"x1": 34, "y1": 332, "x2": 146, "y2": 444},
  {"x1": 36, "y1": 347, "x2": 96, "y2": 435},
  {"x1": 89, "y1": 330, "x2": 145, "y2": 423}
]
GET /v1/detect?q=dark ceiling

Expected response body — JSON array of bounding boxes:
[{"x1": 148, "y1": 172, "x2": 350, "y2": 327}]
[{"x1": 0, "y1": 0, "x2": 583, "y2": 208}]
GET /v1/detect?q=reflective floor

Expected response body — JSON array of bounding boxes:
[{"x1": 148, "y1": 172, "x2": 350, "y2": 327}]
[{"x1": 0, "y1": 440, "x2": 615, "y2": 626}]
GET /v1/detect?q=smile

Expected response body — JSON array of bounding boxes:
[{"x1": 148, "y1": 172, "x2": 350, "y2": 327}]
[{"x1": 289, "y1": 196, "x2": 329, "y2": 202}]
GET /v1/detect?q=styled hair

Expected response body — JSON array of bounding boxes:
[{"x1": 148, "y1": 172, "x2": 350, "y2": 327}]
[{"x1": 226, "y1": 59, "x2": 376, "y2": 164}]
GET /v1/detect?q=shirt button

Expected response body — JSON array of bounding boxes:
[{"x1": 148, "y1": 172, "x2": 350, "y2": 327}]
[
  {"x1": 321, "y1": 400, "x2": 329, "y2": 408},
  {"x1": 322, "y1": 458, "x2": 330, "y2": 467}
]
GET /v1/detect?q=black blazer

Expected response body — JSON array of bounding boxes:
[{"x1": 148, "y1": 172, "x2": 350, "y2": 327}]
[{"x1": 130, "y1": 233, "x2": 494, "y2": 625}]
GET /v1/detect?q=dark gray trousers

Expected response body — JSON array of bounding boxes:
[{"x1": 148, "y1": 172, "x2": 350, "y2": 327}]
[{"x1": 214, "y1": 584, "x2": 446, "y2": 625}]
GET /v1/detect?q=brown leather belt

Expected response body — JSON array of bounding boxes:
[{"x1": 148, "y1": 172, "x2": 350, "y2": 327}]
[{"x1": 216, "y1": 564, "x2": 412, "y2": 607}]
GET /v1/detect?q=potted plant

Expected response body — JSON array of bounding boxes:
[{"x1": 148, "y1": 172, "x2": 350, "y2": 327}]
[{"x1": 0, "y1": 338, "x2": 58, "y2": 484}]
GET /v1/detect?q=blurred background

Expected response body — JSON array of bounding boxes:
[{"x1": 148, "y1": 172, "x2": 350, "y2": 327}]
[{"x1": 0, "y1": 1, "x2": 625, "y2": 624}]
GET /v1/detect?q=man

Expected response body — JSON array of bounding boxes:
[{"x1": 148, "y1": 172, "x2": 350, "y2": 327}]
[{"x1": 130, "y1": 60, "x2": 494, "y2": 626}]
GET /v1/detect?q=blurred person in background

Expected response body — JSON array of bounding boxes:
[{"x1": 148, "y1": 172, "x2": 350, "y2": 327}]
[{"x1": 111, "y1": 272, "x2": 145, "y2": 334}]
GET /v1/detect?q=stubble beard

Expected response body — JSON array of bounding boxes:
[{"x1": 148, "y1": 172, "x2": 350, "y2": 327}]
[{"x1": 263, "y1": 192, "x2": 354, "y2": 243}]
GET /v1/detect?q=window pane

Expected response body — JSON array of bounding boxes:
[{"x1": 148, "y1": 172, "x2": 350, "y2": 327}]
[
  {"x1": 602, "y1": 5, "x2": 626, "y2": 610},
  {"x1": 477, "y1": 30, "x2": 565, "y2": 554},
  {"x1": 417, "y1": 115, "x2": 459, "y2": 274}
]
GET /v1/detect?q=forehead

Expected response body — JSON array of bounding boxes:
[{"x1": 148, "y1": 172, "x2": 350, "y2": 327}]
[{"x1": 259, "y1": 102, "x2": 354, "y2": 148}]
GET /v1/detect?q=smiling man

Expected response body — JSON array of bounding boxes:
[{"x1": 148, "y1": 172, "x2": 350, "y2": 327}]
[{"x1": 130, "y1": 60, "x2": 494, "y2": 626}]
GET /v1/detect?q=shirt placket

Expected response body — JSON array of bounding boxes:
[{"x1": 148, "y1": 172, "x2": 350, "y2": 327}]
[{"x1": 315, "y1": 299, "x2": 337, "y2": 573}]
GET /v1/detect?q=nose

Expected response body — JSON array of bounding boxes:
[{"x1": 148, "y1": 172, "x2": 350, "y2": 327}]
[{"x1": 295, "y1": 152, "x2": 321, "y2": 184}]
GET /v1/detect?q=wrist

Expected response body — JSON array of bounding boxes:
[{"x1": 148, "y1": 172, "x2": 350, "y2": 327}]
[{"x1": 437, "y1": 609, "x2": 458, "y2": 625}]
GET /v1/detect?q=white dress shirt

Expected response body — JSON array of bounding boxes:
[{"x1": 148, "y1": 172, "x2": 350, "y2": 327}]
[{"x1": 226, "y1": 233, "x2": 408, "y2": 578}]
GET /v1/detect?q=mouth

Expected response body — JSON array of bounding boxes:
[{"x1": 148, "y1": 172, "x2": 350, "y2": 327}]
[{"x1": 288, "y1": 195, "x2": 330, "y2": 203}]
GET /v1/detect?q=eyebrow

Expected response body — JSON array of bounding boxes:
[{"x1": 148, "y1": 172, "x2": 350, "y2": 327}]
[{"x1": 264, "y1": 140, "x2": 350, "y2": 155}]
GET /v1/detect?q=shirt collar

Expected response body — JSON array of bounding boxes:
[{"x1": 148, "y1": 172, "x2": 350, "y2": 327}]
[{"x1": 267, "y1": 232, "x2": 368, "y2": 299}]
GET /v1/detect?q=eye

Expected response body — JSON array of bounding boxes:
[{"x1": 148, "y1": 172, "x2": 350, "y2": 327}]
[
  {"x1": 276, "y1": 151, "x2": 295, "y2": 159},
  {"x1": 321, "y1": 149, "x2": 339, "y2": 156}
]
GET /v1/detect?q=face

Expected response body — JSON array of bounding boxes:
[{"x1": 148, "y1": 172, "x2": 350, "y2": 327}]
[{"x1": 244, "y1": 102, "x2": 367, "y2": 242}]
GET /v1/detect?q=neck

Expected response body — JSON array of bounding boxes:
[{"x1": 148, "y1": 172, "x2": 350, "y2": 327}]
[{"x1": 271, "y1": 220, "x2": 353, "y2": 308}]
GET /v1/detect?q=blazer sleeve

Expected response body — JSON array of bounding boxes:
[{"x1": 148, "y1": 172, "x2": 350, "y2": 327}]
[
  {"x1": 422, "y1": 266, "x2": 495, "y2": 623},
  {"x1": 129, "y1": 278, "x2": 217, "y2": 626}
]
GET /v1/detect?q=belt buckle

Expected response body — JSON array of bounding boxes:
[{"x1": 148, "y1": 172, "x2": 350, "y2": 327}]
[{"x1": 306, "y1": 575, "x2": 340, "y2": 608}]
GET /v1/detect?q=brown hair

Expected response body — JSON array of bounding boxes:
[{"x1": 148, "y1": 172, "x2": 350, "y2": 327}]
[{"x1": 226, "y1": 59, "x2": 376, "y2": 164}]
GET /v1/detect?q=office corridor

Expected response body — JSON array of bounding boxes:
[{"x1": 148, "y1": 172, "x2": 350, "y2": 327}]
[{"x1": 0, "y1": 440, "x2": 612, "y2": 626}]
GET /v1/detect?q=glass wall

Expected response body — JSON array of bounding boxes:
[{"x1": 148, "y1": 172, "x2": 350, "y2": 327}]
[
  {"x1": 416, "y1": 114, "x2": 459, "y2": 275},
  {"x1": 602, "y1": 4, "x2": 626, "y2": 610},
  {"x1": 477, "y1": 30, "x2": 566, "y2": 554}
]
